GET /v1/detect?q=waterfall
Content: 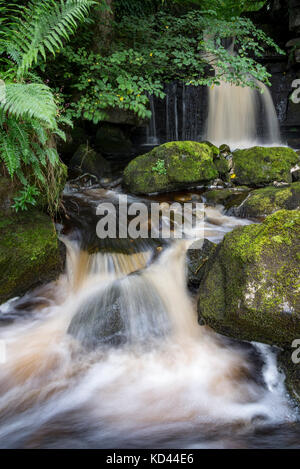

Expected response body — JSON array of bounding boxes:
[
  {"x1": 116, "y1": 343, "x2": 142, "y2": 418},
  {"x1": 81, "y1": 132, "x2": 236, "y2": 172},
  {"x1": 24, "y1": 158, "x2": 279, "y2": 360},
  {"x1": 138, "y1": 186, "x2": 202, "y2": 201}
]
[
  {"x1": 0, "y1": 187, "x2": 295, "y2": 448},
  {"x1": 146, "y1": 83, "x2": 206, "y2": 145},
  {"x1": 146, "y1": 95, "x2": 159, "y2": 145},
  {"x1": 205, "y1": 79, "x2": 281, "y2": 148}
]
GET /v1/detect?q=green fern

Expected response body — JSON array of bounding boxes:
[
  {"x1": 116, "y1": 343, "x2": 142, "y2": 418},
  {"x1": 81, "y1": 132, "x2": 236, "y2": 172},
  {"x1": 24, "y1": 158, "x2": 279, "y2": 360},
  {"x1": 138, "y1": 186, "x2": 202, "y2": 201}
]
[
  {"x1": 0, "y1": 0, "x2": 94, "y2": 211},
  {"x1": 2, "y1": 0, "x2": 96, "y2": 76},
  {"x1": 3, "y1": 83, "x2": 58, "y2": 127}
]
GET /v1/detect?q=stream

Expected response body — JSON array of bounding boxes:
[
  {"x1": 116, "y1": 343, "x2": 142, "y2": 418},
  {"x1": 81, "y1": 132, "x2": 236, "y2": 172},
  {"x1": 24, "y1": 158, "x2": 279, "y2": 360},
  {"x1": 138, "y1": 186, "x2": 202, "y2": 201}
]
[{"x1": 0, "y1": 186, "x2": 299, "y2": 449}]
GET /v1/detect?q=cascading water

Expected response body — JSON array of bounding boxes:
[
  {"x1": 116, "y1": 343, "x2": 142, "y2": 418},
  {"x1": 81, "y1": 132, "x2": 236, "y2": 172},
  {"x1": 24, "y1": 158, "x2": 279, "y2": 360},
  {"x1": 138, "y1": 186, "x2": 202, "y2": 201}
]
[
  {"x1": 145, "y1": 78, "x2": 281, "y2": 148},
  {"x1": 146, "y1": 83, "x2": 206, "y2": 145},
  {"x1": 0, "y1": 187, "x2": 298, "y2": 449},
  {"x1": 205, "y1": 79, "x2": 282, "y2": 148}
]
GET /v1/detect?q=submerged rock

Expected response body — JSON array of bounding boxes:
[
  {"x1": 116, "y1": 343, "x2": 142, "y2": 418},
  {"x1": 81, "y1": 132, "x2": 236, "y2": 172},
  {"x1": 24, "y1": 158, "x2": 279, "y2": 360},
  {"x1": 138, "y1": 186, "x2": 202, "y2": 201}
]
[
  {"x1": 0, "y1": 210, "x2": 64, "y2": 304},
  {"x1": 232, "y1": 146, "x2": 299, "y2": 187},
  {"x1": 233, "y1": 182, "x2": 300, "y2": 219},
  {"x1": 123, "y1": 141, "x2": 226, "y2": 194},
  {"x1": 69, "y1": 144, "x2": 111, "y2": 179},
  {"x1": 68, "y1": 282, "x2": 127, "y2": 349},
  {"x1": 198, "y1": 210, "x2": 300, "y2": 348},
  {"x1": 202, "y1": 187, "x2": 250, "y2": 209}
]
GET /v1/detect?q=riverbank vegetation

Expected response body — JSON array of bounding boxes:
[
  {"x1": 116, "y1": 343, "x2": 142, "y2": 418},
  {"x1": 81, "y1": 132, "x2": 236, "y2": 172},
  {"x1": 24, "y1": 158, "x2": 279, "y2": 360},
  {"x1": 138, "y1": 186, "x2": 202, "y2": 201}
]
[{"x1": 0, "y1": 0, "x2": 282, "y2": 211}]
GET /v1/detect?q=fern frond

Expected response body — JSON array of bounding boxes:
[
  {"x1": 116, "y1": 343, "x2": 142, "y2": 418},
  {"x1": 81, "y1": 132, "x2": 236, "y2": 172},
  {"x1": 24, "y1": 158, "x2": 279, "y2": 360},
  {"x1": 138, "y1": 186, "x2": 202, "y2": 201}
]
[
  {"x1": 4, "y1": 0, "x2": 96, "y2": 76},
  {"x1": 2, "y1": 83, "x2": 57, "y2": 127}
]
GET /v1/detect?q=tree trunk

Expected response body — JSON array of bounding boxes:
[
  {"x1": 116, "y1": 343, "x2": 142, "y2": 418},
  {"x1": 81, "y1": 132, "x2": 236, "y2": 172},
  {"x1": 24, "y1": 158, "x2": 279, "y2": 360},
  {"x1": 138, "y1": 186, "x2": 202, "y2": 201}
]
[{"x1": 92, "y1": 0, "x2": 114, "y2": 54}]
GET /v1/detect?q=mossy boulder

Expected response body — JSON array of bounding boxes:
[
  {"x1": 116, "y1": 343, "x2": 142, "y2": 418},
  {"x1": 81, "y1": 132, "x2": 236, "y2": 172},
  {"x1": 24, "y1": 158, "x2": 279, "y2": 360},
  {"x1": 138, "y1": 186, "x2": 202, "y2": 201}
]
[
  {"x1": 123, "y1": 141, "x2": 223, "y2": 194},
  {"x1": 0, "y1": 210, "x2": 64, "y2": 304},
  {"x1": 198, "y1": 210, "x2": 300, "y2": 348},
  {"x1": 232, "y1": 146, "x2": 299, "y2": 187},
  {"x1": 69, "y1": 144, "x2": 111, "y2": 179},
  {"x1": 234, "y1": 182, "x2": 300, "y2": 219},
  {"x1": 95, "y1": 123, "x2": 132, "y2": 155}
]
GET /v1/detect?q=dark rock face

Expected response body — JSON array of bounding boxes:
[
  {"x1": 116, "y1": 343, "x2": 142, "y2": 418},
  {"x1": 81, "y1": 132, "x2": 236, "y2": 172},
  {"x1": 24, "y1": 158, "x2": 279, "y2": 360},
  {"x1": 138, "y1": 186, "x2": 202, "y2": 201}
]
[
  {"x1": 186, "y1": 239, "x2": 216, "y2": 290},
  {"x1": 69, "y1": 144, "x2": 111, "y2": 179},
  {"x1": 197, "y1": 210, "x2": 300, "y2": 349},
  {"x1": 278, "y1": 348, "x2": 300, "y2": 404},
  {"x1": 233, "y1": 182, "x2": 300, "y2": 218},
  {"x1": 95, "y1": 123, "x2": 132, "y2": 155},
  {"x1": 289, "y1": 0, "x2": 300, "y2": 34}
]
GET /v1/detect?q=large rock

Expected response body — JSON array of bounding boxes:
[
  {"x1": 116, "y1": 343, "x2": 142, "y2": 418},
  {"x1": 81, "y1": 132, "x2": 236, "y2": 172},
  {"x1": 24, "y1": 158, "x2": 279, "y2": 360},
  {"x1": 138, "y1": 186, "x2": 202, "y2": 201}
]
[
  {"x1": 233, "y1": 182, "x2": 300, "y2": 218},
  {"x1": 0, "y1": 174, "x2": 65, "y2": 304},
  {"x1": 123, "y1": 141, "x2": 227, "y2": 194},
  {"x1": 95, "y1": 123, "x2": 132, "y2": 155},
  {"x1": 232, "y1": 146, "x2": 299, "y2": 187},
  {"x1": 198, "y1": 210, "x2": 300, "y2": 348},
  {"x1": 69, "y1": 144, "x2": 111, "y2": 179},
  {"x1": 0, "y1": 209, "x2": 64, "y2": 304}
]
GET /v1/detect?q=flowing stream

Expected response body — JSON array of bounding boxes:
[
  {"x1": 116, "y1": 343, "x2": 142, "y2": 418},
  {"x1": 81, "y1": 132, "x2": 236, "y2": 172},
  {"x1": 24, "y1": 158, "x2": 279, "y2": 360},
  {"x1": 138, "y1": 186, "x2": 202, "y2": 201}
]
[{"x1": 0, "y1": 188, "x2": 299, "y2": 449}]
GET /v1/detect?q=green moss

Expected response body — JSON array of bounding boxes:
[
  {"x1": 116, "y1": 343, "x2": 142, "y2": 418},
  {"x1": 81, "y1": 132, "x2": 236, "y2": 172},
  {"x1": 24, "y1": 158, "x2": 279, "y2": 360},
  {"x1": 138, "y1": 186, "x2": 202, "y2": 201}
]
[
  {"x1": 124, "y1": 141, "x2": 220, "y2": 194},
  {"x1": 0, "y1": 210, "x2": 64, "y2": 303},
  {"x1": 214, "y1": 155, "x2": 230, "y2": 180},
  {"x1": 198, "y1": 210, "x2": 300, "y2": 348},
  {"x1": 232, "y1": 146, "x2": 299, "y2": 186},
  {"x1": 236, "y1": 182, "x2": 300, "y2": 218}
]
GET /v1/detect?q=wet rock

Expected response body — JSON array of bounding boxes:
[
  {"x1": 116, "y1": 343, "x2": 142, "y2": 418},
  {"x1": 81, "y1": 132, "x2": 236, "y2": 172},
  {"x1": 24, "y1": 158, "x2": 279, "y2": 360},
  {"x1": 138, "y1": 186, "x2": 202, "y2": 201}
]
[
  {"x1": 68, "y1": 283, "x2": 127, "y2": 349},
  {"x1": 123, "y1": 141, "x2": 222, "y2": 194},
  {"x1": 232, "y1": 146, "x2": 299, "y2": 187},
  {"x1": 219, "y1": 144, "x2": 231, "y2": 156},
  {"x1": 69, "y1": 144, "x2": 111, "y2": 179},
  {"x1": 99, "y1": 176, "x2": 123, "y2": 189},
  {"x1": 186, "y1": 239, "x2": 216, "y2": 290},
  {"x1": 214, "y1": 155, "x2": 230, "y2": 181},
  {"x1": 292, "y1": 164, "x2": 300, "y2": 182},
  {"x1": 233, "y1": 182, "x2": 300, "y2": 219},
  {"x1": 202, "y1": 187, "x2": 251, "y2": 209},
  {"x1": 198, "y1": 210, "x2": 300, "y2": 348},
  {"x1": 278, "y1": 349, "x2": 300, "y2": 405}
]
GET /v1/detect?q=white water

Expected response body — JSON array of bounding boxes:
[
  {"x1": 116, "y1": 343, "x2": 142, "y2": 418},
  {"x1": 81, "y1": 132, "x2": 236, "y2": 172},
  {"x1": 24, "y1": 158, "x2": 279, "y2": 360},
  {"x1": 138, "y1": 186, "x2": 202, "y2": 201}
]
[
  {"x1": 0, "y1": 197, "x2": 296, "y2": 448},
  {"x1": 206, "y1": 79, "x2": 281, "y2": 148}
]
